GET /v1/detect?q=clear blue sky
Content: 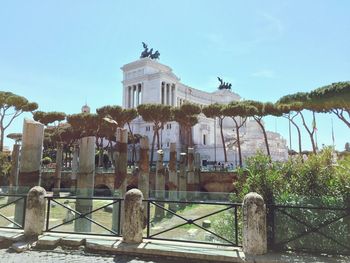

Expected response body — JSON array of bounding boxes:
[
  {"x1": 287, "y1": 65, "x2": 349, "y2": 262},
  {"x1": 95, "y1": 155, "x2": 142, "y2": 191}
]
[{"x1": 0, "y1": 0, "x2": 349, "y2": 151}]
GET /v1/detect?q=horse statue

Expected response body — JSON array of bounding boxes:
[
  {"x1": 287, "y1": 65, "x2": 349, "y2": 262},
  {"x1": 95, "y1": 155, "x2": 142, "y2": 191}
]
[
  {"x1": 140, "y1": 42, "x2": 160, "y2": 60},
  {"x1": 217, "y1": 77, "x2": 232, "y2": 90}
]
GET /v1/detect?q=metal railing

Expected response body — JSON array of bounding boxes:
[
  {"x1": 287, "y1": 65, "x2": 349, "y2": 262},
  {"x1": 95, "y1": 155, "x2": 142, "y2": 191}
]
[
  {"x1": 43, "y1": 195, "x2": 241, "y2": 246},
  {"x1": 268, "y1": 204, "x2": 350, "y2": 255},
  {"x1": 45, "y1": 196, "x2": 122, "y2": 236},
  {"x1": 0, "y1": 194, "x2": 26, "y2": 229},
  {"x1": 144, "y1": 199, "x2": 242, "y2": 246}
]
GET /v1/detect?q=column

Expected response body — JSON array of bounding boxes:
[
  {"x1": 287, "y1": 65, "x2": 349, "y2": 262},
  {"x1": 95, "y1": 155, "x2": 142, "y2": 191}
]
[
  {"x1": 178, "y1": 152, "x2": 187, "y2": 201},
  {"x1": 53, "y1": 142, "x2": 63, "y2": 196},
  {"x1": 15, "y1": 119, "x2": 44, "y2": 226},
  {"x1": 155, "y1": 150, "x2": 165, "y2": 220},
  {"x1": 130, "y1": 86, "x2": 134, "y2": 108},
  {"x1": 166, "y1": 84, "x2": 170, "y2": 105},
  {"x1": 161, "y1": 82, "x2": 164, "y2": 104},
  {"x1": 187, "y1": 148, "x2": 195, "y2": 199},
  {"x1": 9, "y1": 144, "x2": 20, "y2": 189},
  {"x1": 168, "y1": 143, "x2": 178, "y2": 211},
  {"x1": 112, "y1": 128, "x2": 128, "y2": 233},
  {"x1": 171, "y1": 85, "x2": 175, "y2": 106},
  {"x1": 18, "y1": 119, "x2": 44, "y2": 188},
  {"x1": 71, "y1": 143, "x2": 79, "y2": 193},
  {"x1": 138, "y1": 137, "x2": 149, "y2": 199},
  {"x1": 194, "y1": 152, "x2": 201, "y2": 194},
  {"x1": 74, "y1": 136, "x2": 95, "y2": 233}
]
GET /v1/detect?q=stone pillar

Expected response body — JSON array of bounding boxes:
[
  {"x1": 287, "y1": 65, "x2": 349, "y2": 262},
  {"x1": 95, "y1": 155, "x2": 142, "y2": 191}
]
[
  {"x1": 194, "y1": 152, "x2": 201, "y2": 195},
  {"x1": 74, "y1": 136, "x2": 95, "y2": 233},
  {"x1": 187, "y1": 148, "x2": 195, "y2": 195},
  {"x1": 15, "y1": 119, "x2": 44, "y2": 225},
  {"x1": 122, "y1": 189, "x2": 146, "y2": 243},
  {"x1": 9, "y1": 144, "x2": 20, "y2": 190},
  {"x1": 178, "y1": 152, "x2": 187, "y2": 201},
  {"x1": 24, "y1": 186, "x2": 46, "y2": 237},
  {"x1": 243, "y1": 192, "x2": 267, "y2": 255},
  {"x1": 168, "y1": 143, "x2": 178, "y2": 211},
  {"x1": 155, "y1": 150, "x2": 165, "y2": 220},
  {"x1": 71, "y1": 143, "x2": 79, "y2": 193},
  {"x1": 18, "y1": 119, "x2": 44, "y2": 188},
  {"x1": 53, "y1": 143, "x2": 63, "y2": 196},
  {"x1": 138, "y1": 137, "x2": 149, "y2": 199},
  {"x1": 112, "y1": 128, "x2": 128, "y2": 233}
]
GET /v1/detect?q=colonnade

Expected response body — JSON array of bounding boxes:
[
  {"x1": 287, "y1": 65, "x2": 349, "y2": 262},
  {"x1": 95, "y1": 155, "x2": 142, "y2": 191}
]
[
  {"x1": 161, "y1": 82, "x2": 175, "y2": 106},
  {"x1": 126, "y1": 83, "x2": 142, "y2": 108}
]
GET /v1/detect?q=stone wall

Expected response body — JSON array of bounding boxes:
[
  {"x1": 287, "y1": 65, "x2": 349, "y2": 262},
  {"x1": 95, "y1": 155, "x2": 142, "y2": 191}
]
[{"x1": 40, "y1": 170, "x2": 238, "y2": 194}]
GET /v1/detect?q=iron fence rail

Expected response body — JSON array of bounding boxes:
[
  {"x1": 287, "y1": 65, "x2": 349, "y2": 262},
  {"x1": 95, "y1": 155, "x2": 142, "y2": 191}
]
[
  {"x1": 0, "y1": 194, "x2": 26, "y2": 229},
  {"x1": 44, "y1": 196, "x2": 122, "y2": 237},
  {"x1": 43, "y1": 195, "x2": 241, "y2": 246},
  {"x1": 268, "y1": 204, "x2": 350, "y2": 255},
  {"x1": 144, "y1": 199, "x2": 242, "y2": 247}
]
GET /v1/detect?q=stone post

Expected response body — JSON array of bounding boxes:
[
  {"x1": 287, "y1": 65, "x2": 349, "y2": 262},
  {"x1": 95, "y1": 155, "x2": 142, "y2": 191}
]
[
  {"x1": 71, "y1": 143, "x2": 79, "y2": 193},
  {"x1": 74, "y1": 136, "x2": 95, "y2": 233},
  {"x1": 18, "y1": 119, "x2": 44, "y2": 188},
  {"x1": 112, "y1": 128, "x2": 128, "y2": 233},
  {"x1": 8, "y1": 144, "x2": 20, "y2": 203},
  {"x1": 155, "y1": 150, "x2": 165, "y2": 220},
  {"x1": 24, "y1": 186, "x2": 46, "y2": 237},
  {"x1": 178, "y1": 152, "x2": 187, "y2": 202},
  {"x1": 9, "y1": 144, "x2": 20, "y2": 189},
  {"x1": 138, "y1": 137, "x2": 149, "y2": 199},
  {"x1": 243, "y1": 192, "x2": 267, "y2": 255},
  {"x1": 194, "y1": 152, "x2": 201, "y2": 198},
  {"x1": 15, "y1": 119, "x2": 44, "y2": 225},
  {"x1": 168, "y1": 143, "x2": 178, "y2": 211},
  {"x1": 122, "y1": 189, "x2": 146, "y2": 243},
  {"x1": 53, "y1": 142, "x2": 63, "y2": 196},
  {"x1": 187, "y1": 148, "x2": 195, "y2": 198}
]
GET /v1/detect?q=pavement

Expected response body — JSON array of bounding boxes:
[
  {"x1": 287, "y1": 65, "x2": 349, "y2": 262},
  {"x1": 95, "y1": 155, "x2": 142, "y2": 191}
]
[
  {"x1": 0, "y1": 247, "x2": 201, "y2": 263},
  {"x1": 0, "y1": 229, "x2": 349, "y2": 263}
]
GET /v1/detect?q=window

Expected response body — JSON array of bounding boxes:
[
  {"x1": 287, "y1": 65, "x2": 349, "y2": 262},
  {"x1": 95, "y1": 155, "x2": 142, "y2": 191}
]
[
  {"x1": 203, "y1": 134, "x2": 206, "y2": 145},
  {"x1": 166, "y1": 123, "x2": 172, "y2": 130},
  {"x1": 146, "y1": 126, "x2": 150, "y2": 132}
]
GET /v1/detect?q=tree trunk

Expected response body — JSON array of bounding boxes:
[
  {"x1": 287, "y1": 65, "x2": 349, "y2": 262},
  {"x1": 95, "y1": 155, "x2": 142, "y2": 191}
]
[
  {"x1": 255, "y1": 117, "x2": 271, "y2": 157},
  {"x1": 219, "y1": 118, "x2": 227, "y2": 162},
  {"x1": 233, "y1": 119, "x2": 243, "y2": 167},
  {"x1": 300, "y1": 112, "x2": 317, "y2": 154},
  {"x1": 290, "y1": 118, "x2": 302, "y2": 154},
  {"x1": 0, "y1": 127, "x2": 4, "y2": 152}
]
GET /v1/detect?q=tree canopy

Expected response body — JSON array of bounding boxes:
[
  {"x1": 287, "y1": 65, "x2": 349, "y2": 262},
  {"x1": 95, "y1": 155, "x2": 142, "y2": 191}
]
[{"x1": 0, "y1": 91, "x2": 38, "y2": 150}]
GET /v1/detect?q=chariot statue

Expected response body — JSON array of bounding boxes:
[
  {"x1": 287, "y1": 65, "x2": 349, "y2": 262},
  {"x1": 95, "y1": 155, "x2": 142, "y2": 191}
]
[
  {"x1": 217, "y1": 77, "x2": 232, "y2": 90},
  {"x1": 140, "y1": 42, "x2": 160, "y2": 60}
]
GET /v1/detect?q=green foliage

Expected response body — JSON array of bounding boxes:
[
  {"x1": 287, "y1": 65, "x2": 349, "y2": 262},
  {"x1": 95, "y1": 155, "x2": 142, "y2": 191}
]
[
  {"x1": 33, "y1": 111, "x2": 66, "y2": 126},
  {"x1": 0, "y1": 91, "x2": 38, "y2": 150},
  {"x1": 67, "y1": 113, "x2": 100, "y2": 138},
  {"x1": 0, "y1": 152, "x2": 11, "y2": 179},
  {"x1": 235, "y1": 152, "x2": 285, "y2": 203},
  {"x1": 236, "y1": 148, "x2": 350, "y2": 202},
  {"x1": 137, "y1": 104, "x2": 172, "y2": 126},
  {"x1": 202, "y1": 103, "x2": 224, "y2": 119}
]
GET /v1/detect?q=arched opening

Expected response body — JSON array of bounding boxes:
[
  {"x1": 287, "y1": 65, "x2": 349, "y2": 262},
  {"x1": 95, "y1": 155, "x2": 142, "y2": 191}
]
[{"x1": 94, "y1": 184, "x2": 112, "y2": 197}]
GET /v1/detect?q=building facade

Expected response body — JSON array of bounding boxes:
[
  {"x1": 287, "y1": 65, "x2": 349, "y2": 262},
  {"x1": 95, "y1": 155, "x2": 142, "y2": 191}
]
[{"x1": 122, "y1": 57, "x2": 288, "y2": 166}]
